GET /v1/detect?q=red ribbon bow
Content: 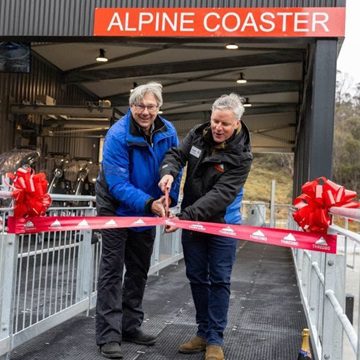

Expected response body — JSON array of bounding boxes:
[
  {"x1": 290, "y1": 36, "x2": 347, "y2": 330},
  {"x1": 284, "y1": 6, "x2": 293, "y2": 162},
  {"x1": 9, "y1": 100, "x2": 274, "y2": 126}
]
[
  {"x1": 8, "y1": 167, "x2": 51, "y2": 218},
  {"x1": 293, "y1": 177, "x2": 360, "y2": 233}
]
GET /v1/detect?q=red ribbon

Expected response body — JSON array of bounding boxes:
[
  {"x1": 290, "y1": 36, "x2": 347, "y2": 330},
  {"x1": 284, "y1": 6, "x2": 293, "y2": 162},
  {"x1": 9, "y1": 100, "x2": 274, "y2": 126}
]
[
  {"x1": 293, "y1": 177, "x2": 360, "y2": 233},
  {"x1": 8, "y1": 167, "x2": 51, "y2": 218},
  {"x1": 7, "y1": 216, "x2": 337, "y2": 253}
]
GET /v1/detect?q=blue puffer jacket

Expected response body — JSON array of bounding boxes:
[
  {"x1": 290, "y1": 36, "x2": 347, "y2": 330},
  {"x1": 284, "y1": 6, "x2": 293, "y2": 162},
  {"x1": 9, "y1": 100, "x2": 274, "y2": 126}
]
[{"x1": 96, "y1": 110, "x2": 180, "y2": 224}]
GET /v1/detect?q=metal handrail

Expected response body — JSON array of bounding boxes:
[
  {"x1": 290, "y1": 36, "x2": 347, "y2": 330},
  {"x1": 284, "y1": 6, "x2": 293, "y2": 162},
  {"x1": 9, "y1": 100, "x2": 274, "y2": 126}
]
[
  {"x1": 0, "y1": 196, "x2": 183, "y2": 358},
  {"x1": 330, "y1": 207, "x2": 360, "y2": 220},
  {"x1": 0, "y1": 191, "x2": 96, "y2": 202},
  {"x1": 292, "y1": 206, "x2": 360, "y2": 360}
]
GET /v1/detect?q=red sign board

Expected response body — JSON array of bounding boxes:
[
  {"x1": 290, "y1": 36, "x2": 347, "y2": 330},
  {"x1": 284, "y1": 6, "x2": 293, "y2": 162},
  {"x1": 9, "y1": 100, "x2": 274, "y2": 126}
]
[{"x1": 94, "y1": 7, "x2": 345, "y2": 37}]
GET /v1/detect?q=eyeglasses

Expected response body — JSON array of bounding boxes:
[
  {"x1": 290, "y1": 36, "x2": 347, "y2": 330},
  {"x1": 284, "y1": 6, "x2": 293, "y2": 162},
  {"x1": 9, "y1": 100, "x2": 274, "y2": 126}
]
[{"x1": 133, "y1": 104, "x2": 159, "y2": 113}]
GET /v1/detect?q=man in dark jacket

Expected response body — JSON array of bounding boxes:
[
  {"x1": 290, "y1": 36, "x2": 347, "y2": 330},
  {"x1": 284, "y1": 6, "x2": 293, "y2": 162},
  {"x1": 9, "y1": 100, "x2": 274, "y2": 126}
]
[
  {"x1": 159, "y1": 93, "x2": 252, "y2": 360},
  {"x1": 96, "y1": 82, "x2": 180, "y2": 359}
]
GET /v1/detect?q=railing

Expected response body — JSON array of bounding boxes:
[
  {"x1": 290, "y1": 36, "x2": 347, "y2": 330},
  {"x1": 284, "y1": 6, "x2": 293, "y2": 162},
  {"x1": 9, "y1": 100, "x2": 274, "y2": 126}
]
[
  {"x1": 244, "y1": 198, "x2": 360, "y2": 360},
  {"x1": 2, "y1": 193, "x2": 360, "y2": 360},
  {"x1": 242, "y1": 200, "x2": 289, "y2": 228},
  {"x1": 291, "y1": 206, "x2": 360, "y2": 360},
  {"x1": 0, "y1": 195, "x2": 182, "y2": 359}
]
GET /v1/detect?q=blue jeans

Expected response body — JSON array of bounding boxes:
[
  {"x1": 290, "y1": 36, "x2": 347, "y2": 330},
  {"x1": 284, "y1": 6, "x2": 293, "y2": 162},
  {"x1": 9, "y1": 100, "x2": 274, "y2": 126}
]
[{"x1": 182, "y1": 230, "x2": 237, "y2": 346}]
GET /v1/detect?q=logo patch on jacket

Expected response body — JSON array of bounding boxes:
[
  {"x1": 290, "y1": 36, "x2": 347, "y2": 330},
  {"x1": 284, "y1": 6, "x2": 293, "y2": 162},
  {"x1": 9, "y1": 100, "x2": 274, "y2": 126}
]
[
  {"x1": 190, "y1": 146, "x2": 201, "y2": 158},
  {"x1": 214, "y1": 163, "x2": 225, "y2": 173}
]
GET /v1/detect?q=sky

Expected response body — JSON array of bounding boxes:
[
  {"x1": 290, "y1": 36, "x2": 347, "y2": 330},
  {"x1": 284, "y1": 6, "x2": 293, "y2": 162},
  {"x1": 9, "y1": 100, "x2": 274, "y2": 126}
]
[{"x1": 336, "y1": 0, "x2": 360, "y2": 86}]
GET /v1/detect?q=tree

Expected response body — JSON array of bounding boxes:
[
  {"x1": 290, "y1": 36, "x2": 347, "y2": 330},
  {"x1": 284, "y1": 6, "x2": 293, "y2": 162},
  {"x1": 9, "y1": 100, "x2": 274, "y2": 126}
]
[
  {"x1": 336, "y1": 70, "x2": 354, "y2": 104},
  {"x1": 333, "y1": 78, "x2": 360, "y2": 193}
]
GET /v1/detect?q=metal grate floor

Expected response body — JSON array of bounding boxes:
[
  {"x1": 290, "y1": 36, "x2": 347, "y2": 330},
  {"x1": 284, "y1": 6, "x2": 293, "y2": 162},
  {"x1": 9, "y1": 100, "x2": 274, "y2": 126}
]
[{"x1": 11, "y1": 241, "x2": 308, "y2": 360}]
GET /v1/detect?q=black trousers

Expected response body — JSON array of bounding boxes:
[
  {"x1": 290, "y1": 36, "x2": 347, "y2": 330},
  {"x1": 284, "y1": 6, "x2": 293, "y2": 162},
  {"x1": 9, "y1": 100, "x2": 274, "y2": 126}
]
[{"x1": 95, "y1": 226, "x2": 155, "y2": 345}]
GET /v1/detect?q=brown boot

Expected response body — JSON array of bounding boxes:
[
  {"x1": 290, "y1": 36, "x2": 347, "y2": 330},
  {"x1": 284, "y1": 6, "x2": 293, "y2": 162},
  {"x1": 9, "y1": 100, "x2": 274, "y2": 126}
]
[
  {"x1": 205, "y1": 345, "x2": 224, "y2": 360},
  {"x1": 178, "y1": 336, "x2": 206, "y2": 353}
]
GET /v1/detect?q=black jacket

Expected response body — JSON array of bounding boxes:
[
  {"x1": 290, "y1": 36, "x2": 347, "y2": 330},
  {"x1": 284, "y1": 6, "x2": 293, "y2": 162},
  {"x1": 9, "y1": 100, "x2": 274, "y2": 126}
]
[{"x1": 160, "y1": 122, "x2": 253, "y2": 223}]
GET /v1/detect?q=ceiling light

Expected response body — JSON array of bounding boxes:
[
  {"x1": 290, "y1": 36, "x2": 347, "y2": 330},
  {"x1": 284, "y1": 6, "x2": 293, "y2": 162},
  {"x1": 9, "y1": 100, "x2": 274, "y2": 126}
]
[
  {"x1": 225, "y1": 43, "x2": 238, "y2": 50},
  {"x1": 243, "y1": 97, "x2": 252, "y2": 107},
  {"x1": 236, "y1": 72, "x2": 247, "y2": 84},
  {"x1": 130, "y1": 82, "x2": 138, "y2": 93},
  {"x1": 96, "y1": 48, "x2": 108, "y2": 62},
  {"x1": 158, "y1": 110, "x2": 163, "y2": 114}
]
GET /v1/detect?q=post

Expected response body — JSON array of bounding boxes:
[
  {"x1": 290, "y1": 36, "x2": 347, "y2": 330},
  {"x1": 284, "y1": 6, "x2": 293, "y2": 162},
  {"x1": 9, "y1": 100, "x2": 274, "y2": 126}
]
[
  {"x1": 76, "y1": 211, "x2": 94, "y2": 313},
  {"x1": 322, "y1": 226, "x2": 344, "y2": 360},
  {"x1": 151, "y1": 227, "x2": 161, "y2": 276},
  {"x1": 0, "y1": 233, "x2": 18, "y2": 359},
  {"x1": 270, "y1": 179, "x2": 276, "y2": 227}
]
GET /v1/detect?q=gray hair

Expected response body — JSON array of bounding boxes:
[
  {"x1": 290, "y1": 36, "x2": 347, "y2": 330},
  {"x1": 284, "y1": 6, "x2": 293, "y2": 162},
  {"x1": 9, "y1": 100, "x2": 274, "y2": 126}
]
[
  {"x1": 212, "y1": 93, "x2": 245, "y2": 120},
  {"x1": 129, "y1": 82, "x2": 163, "y2": 108}
]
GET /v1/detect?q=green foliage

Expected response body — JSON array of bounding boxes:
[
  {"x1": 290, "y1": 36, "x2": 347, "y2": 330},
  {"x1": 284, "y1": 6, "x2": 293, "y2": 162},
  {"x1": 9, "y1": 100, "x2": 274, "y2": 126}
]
[
  {"x1": 244, "y1": 154, "x2": 293, "y2": 205},
  {"x1": 244, "y1": 70, "x2": 360, "y2": 207},
  {"x1": 333, "y1": 71, "x2": 360, "y2": 194},
  {"x1": 333, "y1": 116, "x2": 360, "y2": 193}
]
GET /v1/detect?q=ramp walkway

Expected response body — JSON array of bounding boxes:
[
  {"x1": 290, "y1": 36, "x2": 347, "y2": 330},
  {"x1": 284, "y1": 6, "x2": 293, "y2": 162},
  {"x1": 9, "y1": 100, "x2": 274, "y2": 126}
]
[{"x1": 11, "y1": 241, "x2": 307, "y2": 360}]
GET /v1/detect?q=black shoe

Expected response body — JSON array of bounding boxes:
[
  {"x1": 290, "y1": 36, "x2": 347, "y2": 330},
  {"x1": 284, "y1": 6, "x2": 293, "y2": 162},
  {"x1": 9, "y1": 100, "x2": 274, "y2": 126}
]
[
  {"x1": 123, "y1": 329, "x2": 157, "y2": 346},
  {"x1": 99, "y1": 342, "x2": 123, "y2": 359}
]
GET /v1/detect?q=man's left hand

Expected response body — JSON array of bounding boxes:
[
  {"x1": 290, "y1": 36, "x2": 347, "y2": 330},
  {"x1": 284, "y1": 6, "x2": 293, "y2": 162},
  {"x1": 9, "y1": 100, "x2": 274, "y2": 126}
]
[{"x1": 164, "y1": 215, "x2": 179, "y2": 233}]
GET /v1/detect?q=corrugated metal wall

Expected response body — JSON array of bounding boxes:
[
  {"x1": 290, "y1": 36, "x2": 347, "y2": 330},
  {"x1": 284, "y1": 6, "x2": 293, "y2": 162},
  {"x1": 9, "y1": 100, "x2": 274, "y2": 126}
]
[
  {"x1": 0, "y1": 0, "x2": 346, "y2": 37},
  {"x1": 0, "y1": 54, "x2": 97, "y2": 158}
]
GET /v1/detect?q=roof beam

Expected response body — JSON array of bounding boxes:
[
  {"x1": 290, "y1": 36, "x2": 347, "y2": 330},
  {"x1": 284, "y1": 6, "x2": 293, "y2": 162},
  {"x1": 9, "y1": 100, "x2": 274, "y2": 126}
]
[
  {"x1": 43, "y1": 119, "x2": 110, "y2": 128},
  {"x1": 41, "y1": 104, "x2": 298, "y2": 128},
  {"x1": 110, "y1": 82, "x2": 300, "y2": 106},
  {"x1": 10, "y1": 104, "x2": 114, "y2": 118},
  {"x1": 166, "y1": 104, "x2": 298, "y2": 121},
  {"x1": 65, "y1": 51, "x2": 304, "y2": 84},
  {"x1": 66, "y1": 44, "x2": 177, "y2": 72}
]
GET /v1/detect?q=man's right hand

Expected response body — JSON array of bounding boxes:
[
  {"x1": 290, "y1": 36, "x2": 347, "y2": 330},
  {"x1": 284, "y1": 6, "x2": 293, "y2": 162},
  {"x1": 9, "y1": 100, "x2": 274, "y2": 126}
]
[
  {"x1": 151, "y1": 196, "x2": 166, "y2": 217},
  {"x1": 158, "y1": 174, "x2": 174, "y2": 193}
]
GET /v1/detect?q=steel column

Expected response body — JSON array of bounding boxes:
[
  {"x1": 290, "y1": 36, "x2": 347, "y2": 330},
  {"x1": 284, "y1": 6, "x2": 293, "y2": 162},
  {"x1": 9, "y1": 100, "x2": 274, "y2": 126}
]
[{"x1": 308, "y1": 40, "x2": 337, "y2": 179}]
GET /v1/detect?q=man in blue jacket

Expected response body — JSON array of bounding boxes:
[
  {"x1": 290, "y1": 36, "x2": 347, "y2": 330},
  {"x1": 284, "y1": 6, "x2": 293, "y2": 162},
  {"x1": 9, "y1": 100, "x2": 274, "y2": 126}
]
[
  {"x1": 159, "y1": 93, "x2": 252, "y2": 360},
  {"x1": 95, "y1": 82, "x2": 180, "y2": 359}
]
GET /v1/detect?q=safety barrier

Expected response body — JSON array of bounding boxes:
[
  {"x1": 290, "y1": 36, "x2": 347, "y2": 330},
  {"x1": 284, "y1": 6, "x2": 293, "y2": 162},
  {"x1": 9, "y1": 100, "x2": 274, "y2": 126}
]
[
  {"x1": 0, "y1": 195, "x2": 182, "y2": 359},
  {"x1": 2, "y1": 193, "x2": 359, "y2": 360},
  {"x1": 292, "y1": 206, "x2": 360, "y2": 360}
]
